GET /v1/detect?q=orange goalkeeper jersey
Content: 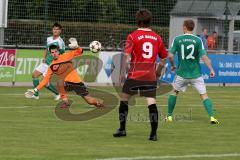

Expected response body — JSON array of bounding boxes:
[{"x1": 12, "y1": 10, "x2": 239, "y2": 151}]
[{"x1": 36, "y1": 48, "x2": 83, "y2": 91}]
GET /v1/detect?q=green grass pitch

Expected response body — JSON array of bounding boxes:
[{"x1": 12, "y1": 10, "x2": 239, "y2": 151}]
[{"x1": 0, "y1": 86, "x2": 240, "y2": 160}]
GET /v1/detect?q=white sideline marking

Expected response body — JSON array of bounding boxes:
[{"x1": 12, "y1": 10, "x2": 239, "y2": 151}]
[
  {"x1": 0, "y1": 106, "x2": 29, "y2": 108},
  {"x1": 97, "y1": 153, "x2": 240, "y2": 160},
  {"x1": 1, "y1": 93, "x2": 240, "y2": 100},
  {"x1": 0, "y1": 106, "x2": 54, "y2": 109}
]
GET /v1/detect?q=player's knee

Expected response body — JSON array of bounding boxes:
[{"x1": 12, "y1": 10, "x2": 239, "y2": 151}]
[
  {"x1": 32, "y1": 71, "x2": 39, "y2": 78},
  {"x1": 121, "y1": 93, "x2": 131, "y2": 102},
  {"x1": 200, "y1": 93, "x2": 208, "y2": 100},
  {"x1": 172, "y1": 89, "x2": 179, "y2": 96},
  {"x1": 146, "y1": 97, "x2": 156, "y2": 106},
  {"x1": 32, "y1": 73, "x2": 36, "y2": 78}
]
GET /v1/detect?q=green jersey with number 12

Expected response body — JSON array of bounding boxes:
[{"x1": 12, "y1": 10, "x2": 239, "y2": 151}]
[{"x1": 169, "y1": 33, "x2": 207, "y2": 79}]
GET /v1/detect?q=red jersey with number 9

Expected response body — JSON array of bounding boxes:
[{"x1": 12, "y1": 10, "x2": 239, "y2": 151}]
[{"x1": 125, "y1": 28, "x2": 168, "y2": 81}]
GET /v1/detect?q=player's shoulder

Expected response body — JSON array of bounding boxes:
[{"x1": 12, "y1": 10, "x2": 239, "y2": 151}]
[
  {"x1": 151, "y1": 31, "x2": 164, "y2": 42},
  {"x1": 174, "y1": 34, "x2": 201, "y2": 41},
  {"x1": 53, "y1": 36, "x2": 64, "y2": 43},
  {"x1": 47, "y1": 36, "x2": 53, "y2": 41},
  {"x1": 58, "y1": 36, "x2": 65, "y2": 45},
  {"x1": 58, "y1": 36, "x2": 64, "y2": 41},
  {"x1": 189, "y1": 34, "x2": 202, "y2": 41},
  {"x1": 190, "y1": 34, "x2": 204, "y2": 45},
  {"x1": 175, "y1": 34, "x2": 185, "y2": 39},
  {"x1": 172, "y1": 34, "x2": 184, "y2": 43}
]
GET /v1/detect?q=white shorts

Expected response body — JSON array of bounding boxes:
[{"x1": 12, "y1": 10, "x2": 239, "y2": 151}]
[
  {"x1": 172, "y1": 75, "x2": 207, "y2": 95},
  {"x1": 35, "y1": 63, "x2": 49, "y2": 77}
]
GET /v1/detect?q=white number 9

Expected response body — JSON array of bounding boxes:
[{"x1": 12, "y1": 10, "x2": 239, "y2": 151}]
[{"x1": 142, "y1": 42, "x2": 153, "y2": 59}]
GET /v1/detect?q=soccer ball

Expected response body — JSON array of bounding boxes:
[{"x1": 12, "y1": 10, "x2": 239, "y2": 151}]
[{"x1": 89, "y1": 41, "x2": 101, "y2": 53}]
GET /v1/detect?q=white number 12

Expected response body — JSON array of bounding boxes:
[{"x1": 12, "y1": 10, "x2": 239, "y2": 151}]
[{"x1": 181, "y1": 44, "x2": 195, "y2": 60}]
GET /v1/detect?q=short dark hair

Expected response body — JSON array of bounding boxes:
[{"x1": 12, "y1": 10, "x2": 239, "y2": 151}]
[
  {"x1": 183, "y1": 19, "x2": 195, "y2": 31},
  {"x1": 52, "y1": 22, "x2": 62, "y2": 29},
  {"x1": 135, "y1": 9, "x2": 152, "y2": 27},
  {"x1": 49, "y1": 44, "x2": 59, "y2": 51},
  {"x1": 213, "y1": 31, "x2": 217, "y2": 34}
]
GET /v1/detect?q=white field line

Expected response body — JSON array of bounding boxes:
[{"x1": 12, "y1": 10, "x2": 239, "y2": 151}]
[
  {"x1": 0, "y1": 106, "x2": 29, "y2": 108},
  {"x1": 1, "y1": 93, "x2": 240, "y2": 102},
  {"x1": 0, "y1": 105, "x2": 54, "y2": 109},
  {"x1": 0, "y1": 92, "x2": 239, "y2": 101},
  {"x1": 96, "y1": 153, "x2": 240, "y2": 160},
  {"x1": 0, "y1": 90, "x2": 239, "y2": 97},
  {"x1": 0, "y1": 94, "x2": 238, "y2": 109}
]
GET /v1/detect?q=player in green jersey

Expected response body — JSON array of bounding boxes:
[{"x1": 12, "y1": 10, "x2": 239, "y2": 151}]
[
  {"x1": 30, "y1": 22, "x2": 65, "y2": 100},
  {"x1": 166, "y1": 19, "x2": 219, "y2": 124}
]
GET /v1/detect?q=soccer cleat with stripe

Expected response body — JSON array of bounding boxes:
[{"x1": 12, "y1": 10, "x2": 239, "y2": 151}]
[
  {"x1": 54, "y1": 94, "x2": 61, "y2": 101},
  {"x1": 165, "y1": 116, "x2": 173, "y2": 122},
  {"x1": 210, "y1": 117, "x2": 219, "y2": 124},
  {"x1": 29, "y1": 95, "x2": 39, "y2": 100}
]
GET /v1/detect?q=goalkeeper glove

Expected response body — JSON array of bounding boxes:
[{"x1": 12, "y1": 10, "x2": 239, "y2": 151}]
[
  {"x1": 68, "y1": 38, "x2": 79, "y2": 49},
  {"x1": 25, "y1": 88, "x2": 38, "y2": 98}
]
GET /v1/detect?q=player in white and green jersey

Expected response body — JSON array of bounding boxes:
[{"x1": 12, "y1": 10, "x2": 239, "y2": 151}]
[
  {"x1": 166, "y1": 19, "x2": 219, "y2": 124},
  {"x1": 30, "y1": 22, "x2": 65, "y2": 100}
]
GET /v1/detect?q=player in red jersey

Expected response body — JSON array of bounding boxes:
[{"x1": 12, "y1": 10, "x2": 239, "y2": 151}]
[{"x1": 113, "y1": 9, "x2": 168, "y2": 141}]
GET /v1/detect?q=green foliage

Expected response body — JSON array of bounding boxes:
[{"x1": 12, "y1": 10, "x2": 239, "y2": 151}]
[
  {"x1": 8, "y1": 0, "x2": 176, "y2": 26},
  {"x1": 6, "y1": 0, "x2": 175, "y2": 47}
]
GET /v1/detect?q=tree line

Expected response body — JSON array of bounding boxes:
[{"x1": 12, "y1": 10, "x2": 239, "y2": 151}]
[{"x1": 8, "y1": 0, "x2": 176, "y2": 26}]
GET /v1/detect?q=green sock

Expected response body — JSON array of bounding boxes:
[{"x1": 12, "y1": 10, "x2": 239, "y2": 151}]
[
  {"x1": 203, "y1": 98, "x2": 214, "y2": 117},
  {"x1": 46, "y1": 83, "x2": 59, "y2": 95},
  {"x1": 168, "y1": 95, "x2": 177, "y2": 116},
  {"x1": 32, "y1": 78, "x2": 39, "y2": 96}
]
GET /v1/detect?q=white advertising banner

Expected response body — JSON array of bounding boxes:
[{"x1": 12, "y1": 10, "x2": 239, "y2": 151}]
[{"x1": 97, "y1": 51, "x2": 122, "y2": 84}]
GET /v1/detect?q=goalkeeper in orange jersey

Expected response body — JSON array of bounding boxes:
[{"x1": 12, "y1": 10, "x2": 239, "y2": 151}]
[{"x1": 25, "y1": 38, "x2": 103, "y2": 108}]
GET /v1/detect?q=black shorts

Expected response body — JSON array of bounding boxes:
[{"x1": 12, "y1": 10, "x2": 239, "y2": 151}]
[
  {"x1": 64, "y1": 82, "x2": 89, "y2": 97},
  {"x1": 122, "y1": 79, "x2": 157, "y2": 97}
]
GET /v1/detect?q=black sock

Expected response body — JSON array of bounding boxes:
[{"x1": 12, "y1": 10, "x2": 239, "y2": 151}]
[
  {"x1": 148, "y1": 104, "x2": 158, "y2": 135},
  {"x1": 119, "y1": 101, "x2": 128, "y2": 131}
]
